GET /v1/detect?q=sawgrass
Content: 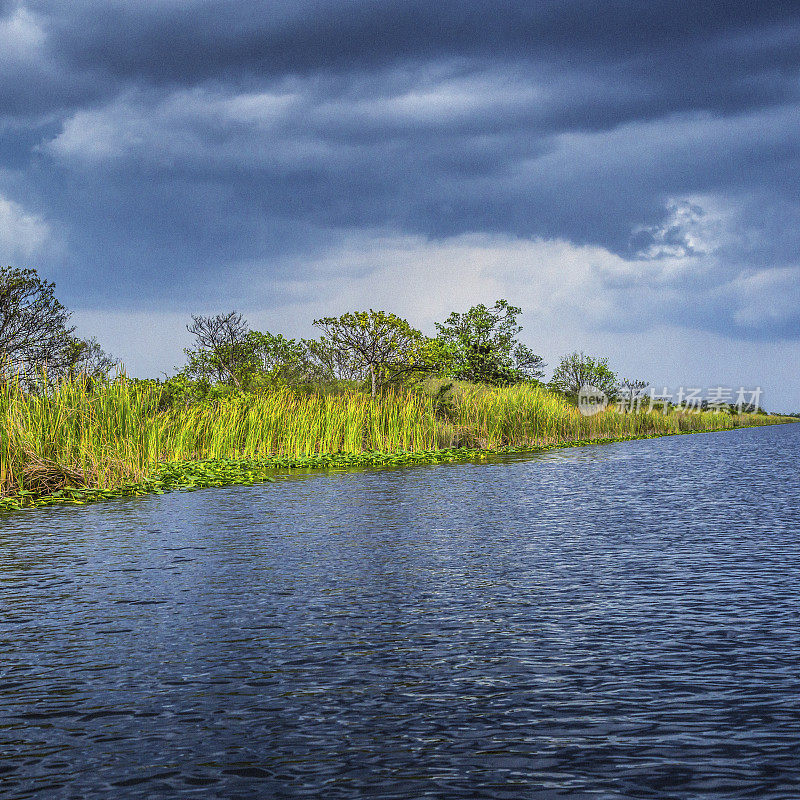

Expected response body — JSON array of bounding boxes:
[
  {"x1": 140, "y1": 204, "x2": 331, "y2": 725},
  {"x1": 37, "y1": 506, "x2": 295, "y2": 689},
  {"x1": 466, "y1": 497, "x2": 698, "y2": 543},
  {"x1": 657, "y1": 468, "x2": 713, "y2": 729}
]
[
  {"x1": 435, "y1": 381, "x2": 758, "y2": 448},
  {"x1": 0, "y1": 376, "x2": 792, "y2": 510}
]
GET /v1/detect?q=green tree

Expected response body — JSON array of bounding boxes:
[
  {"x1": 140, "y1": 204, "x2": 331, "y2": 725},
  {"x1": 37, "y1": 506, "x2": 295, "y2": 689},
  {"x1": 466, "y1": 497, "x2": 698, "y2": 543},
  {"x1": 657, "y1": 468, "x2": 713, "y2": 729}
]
[
  {"x1": 312, "y1": 310, "x2": 430, "y2": 397},
  {"x1": 63, "y1": 336, "x2": 118, "y2": 381},
  {"x1": 183, "y1": 314, "x2": 364, "y2": 390},
  {"x1": 615, "y1": 378, "x2": 649, "y2": 411},
  {"x1": 303, "y1": 336, "x2": 366, "y2": 384},
  {"x1": 245, "y1": 330, "x2": 316, "y2": 386},
  {"x1": 184, "y1": 311, "x2": 255, "y2": 388},
  {"x1": 550, "y1": 351, "x2": 618, "y2": 397},
  {"x1": 434, "y1": 299, "x2": 545, "y2": 385},
  {"x1": 0, "y1": 266, "x2": 75, "y2": 382}
]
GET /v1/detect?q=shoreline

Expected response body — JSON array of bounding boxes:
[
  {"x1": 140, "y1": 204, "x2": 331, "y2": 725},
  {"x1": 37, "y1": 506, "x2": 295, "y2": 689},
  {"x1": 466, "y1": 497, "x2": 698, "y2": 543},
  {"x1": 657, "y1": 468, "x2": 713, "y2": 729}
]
[{"x1": 2, "y1": 419, "x2": 794, "y2": 514}]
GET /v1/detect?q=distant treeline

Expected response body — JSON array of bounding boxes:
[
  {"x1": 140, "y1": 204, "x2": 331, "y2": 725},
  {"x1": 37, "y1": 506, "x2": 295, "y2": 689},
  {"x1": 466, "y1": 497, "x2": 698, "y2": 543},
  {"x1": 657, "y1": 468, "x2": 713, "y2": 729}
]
[
  {"x1": 0, "y1": 265, "x2": 777, "y2": 415},
  {"x1": 3, "y1": 267, "x2": 797, "y2": 509}
]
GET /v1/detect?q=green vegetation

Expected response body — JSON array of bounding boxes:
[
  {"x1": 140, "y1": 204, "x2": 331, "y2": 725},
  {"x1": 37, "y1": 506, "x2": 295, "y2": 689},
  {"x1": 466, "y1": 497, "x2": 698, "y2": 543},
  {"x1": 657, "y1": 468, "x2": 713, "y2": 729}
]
[
  {"x1": 1, "y1": 375, "x2": 792, "y2": 511},
  {"x1": 0, "y1": 266, "x2": 117, "y2": 386},
  {"x1": 551, "y1": 351, "x2": 619, "y2": 397},
  {"x1": 433, "y1": 299, "x2": 546, "y2": 385},
  {"x1": 1, "y1": 266, "x2": 796, "y2": 513},
  {"x1": 312, "y1": 310, "x2": 432, "y2": 397}
]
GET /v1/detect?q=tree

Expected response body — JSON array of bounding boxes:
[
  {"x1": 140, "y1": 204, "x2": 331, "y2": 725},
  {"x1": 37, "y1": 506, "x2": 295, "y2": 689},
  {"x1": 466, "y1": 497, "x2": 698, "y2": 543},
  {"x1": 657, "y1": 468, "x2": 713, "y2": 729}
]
[
  {"x1": 184, "y1": 312, "x2": 253, "y2": 388},
  {"x1": 512, "y1": 343, "x2": 548, "y2": 383},
  {"x1": 0, "y1": 266, "x2": 75, "y2": 382},
  {"x1": 244, "y1": 330, "x2": 315, "y2": 385},
  {"x1": 304, "y1": 336, "x2": 366, "y2": 384},
  {"x1": 312, "y1": 310, "x2": 430, "y2": 397},
  {"x1": 550, "y1": 351, "x2": 618, "y2": 397},
  {"x1": 182, "y1": 316, "x2": 364, "y2": 390},
  {"x1": 616, "y1": 378, "x2": 649, "y2": 412},
  {"x1": 63, "y1": 336, "x2": 118, "y2": 381},
  {"x1": 434, "y1": 299, "x2": 545, "y2": 385}
]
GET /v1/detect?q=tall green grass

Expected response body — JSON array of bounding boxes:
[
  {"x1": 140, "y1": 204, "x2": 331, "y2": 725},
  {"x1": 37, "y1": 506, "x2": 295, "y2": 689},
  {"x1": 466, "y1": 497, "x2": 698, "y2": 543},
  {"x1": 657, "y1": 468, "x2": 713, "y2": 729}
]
[
  {"x1": 0, "y1": 376, "x2": 789, "y2": 500},
  {"x1": 437, "y1": 381, "x2": 753, "y2": 449},
  {"x1": 1, "y1": 378, "x2": 439, "y2": 496}
]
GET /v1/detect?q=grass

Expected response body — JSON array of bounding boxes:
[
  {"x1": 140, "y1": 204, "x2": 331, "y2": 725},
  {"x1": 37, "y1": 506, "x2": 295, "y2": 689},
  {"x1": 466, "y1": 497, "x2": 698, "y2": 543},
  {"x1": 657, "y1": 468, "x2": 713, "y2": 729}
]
[{"x1": 1, "y1": 377, "x2": 794, "y2": 511}]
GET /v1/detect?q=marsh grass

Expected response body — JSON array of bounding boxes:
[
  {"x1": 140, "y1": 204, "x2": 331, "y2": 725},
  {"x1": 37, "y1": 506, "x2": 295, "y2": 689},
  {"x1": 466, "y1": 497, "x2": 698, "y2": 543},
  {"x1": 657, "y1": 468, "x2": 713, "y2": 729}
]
[
  {"x1": 0, "y1": 376, "x2": 791, "y2": 508},
  {"x1": 429, "y1": 380, "x2": 767, "y2": 448}
]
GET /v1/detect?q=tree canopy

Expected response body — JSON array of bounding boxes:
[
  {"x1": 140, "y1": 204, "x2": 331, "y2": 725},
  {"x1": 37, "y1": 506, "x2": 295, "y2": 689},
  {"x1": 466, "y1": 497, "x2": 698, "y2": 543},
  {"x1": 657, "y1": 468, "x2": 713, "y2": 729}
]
[
  {"x1": 62, "y1": 336, "x2": 118, "y2": 381},
  {"x1": 183, "y1": 312, "x2": 255, "y2": 388},
  {"x1": 434, "y1": 299, "x2": 545, "y2": 385},
  {"x1": 313, "y1": 310, "x2": 431, "y2": 396},
  {"x1": 0, "y1": 266, "x2": 118, "y2": 386},
  {"x1": 550, "y1": 351, "x2": 618, "y2": 397}
]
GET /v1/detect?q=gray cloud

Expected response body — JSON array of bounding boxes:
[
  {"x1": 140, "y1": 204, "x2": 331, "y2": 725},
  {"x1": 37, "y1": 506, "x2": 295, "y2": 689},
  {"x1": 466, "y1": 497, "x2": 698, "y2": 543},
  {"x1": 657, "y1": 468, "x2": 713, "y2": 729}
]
[{"x1": 0, "y1": 1, "x2": 799, "y2": 404}]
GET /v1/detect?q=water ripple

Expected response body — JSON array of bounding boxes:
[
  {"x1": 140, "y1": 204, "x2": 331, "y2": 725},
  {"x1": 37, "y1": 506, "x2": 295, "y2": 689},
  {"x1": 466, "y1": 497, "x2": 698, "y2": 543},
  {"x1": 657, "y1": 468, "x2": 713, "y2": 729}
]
[{"x1": 1, "y1": 424, "x2": 799, "y2": 798}]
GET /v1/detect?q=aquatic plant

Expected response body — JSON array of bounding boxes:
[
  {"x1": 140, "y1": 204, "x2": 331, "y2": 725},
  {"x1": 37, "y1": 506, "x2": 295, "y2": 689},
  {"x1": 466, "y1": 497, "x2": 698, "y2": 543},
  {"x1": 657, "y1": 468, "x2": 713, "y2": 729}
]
[{"x1": 0, "y1": 376, "x2": 792, "y2": 510}]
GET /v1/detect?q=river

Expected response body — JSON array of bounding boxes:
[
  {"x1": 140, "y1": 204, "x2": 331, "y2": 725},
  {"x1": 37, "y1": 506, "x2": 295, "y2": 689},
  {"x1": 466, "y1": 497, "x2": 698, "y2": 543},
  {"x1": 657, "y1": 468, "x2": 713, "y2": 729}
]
[{"x1": 1, "y1": 423, "x2": 799, "y2": 798}]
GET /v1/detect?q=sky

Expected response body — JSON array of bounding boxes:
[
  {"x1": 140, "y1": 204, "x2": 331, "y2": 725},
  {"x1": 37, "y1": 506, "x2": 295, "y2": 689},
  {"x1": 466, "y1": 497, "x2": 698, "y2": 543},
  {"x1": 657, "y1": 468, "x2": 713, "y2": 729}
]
[{"x1": 1, "y1": 0, "x2": 799, "y2": 410}]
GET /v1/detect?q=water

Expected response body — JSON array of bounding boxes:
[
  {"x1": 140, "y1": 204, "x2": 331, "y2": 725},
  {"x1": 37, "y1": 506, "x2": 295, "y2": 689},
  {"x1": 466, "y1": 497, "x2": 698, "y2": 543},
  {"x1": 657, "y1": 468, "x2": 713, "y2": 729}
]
[{"x1": 1, "y1": 424, "x2": 799, "y2": 799}]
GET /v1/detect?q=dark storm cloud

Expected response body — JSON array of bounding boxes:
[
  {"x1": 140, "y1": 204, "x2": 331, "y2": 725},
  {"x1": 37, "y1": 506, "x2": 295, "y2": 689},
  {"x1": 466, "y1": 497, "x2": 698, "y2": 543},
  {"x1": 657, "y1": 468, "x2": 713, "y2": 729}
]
[
  {"x1": 1, "y1": 0, "x2": 800, "y2": 345},
  {"x1": 5, "y1": 1, "x2": 799, "y2": 120},
  {"x1": 41, "y1": 0, "x2": 800, "y2": 85}
]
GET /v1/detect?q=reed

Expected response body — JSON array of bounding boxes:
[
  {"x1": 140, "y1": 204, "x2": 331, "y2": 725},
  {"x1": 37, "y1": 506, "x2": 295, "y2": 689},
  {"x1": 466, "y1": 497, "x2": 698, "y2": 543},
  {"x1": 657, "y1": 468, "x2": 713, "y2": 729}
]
[
  {"x1": 0, "y1": 376, "x2": 790, "y2": 503},
  {"x1": 434, "y1": 381, "x2": 761, "y2": 449}
]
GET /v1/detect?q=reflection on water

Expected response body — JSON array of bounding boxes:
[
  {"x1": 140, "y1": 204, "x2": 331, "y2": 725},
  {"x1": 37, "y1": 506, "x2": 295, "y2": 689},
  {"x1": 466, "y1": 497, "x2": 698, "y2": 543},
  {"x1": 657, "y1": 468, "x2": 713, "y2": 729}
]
[{"x1": 1, "y1": 424, "x2": 800, "y2": 799}]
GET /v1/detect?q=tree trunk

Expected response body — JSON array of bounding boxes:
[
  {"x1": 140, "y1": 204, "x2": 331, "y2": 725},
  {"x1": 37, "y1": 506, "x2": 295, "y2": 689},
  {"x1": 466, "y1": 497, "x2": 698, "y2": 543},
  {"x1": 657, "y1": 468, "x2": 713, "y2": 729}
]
[
  {"x1": 225, "y1": 362, "x2": 243, "y2": 389},
  {"x1": 369, "y1": 363, "x2": 376, "y2": 398}
]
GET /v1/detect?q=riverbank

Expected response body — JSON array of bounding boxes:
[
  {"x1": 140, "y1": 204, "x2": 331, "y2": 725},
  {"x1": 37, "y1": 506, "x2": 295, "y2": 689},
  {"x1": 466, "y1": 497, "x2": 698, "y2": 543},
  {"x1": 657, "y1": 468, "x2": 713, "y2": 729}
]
[{"x1": 1, "y1": 377, "x2": 794, "y2": 511}]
